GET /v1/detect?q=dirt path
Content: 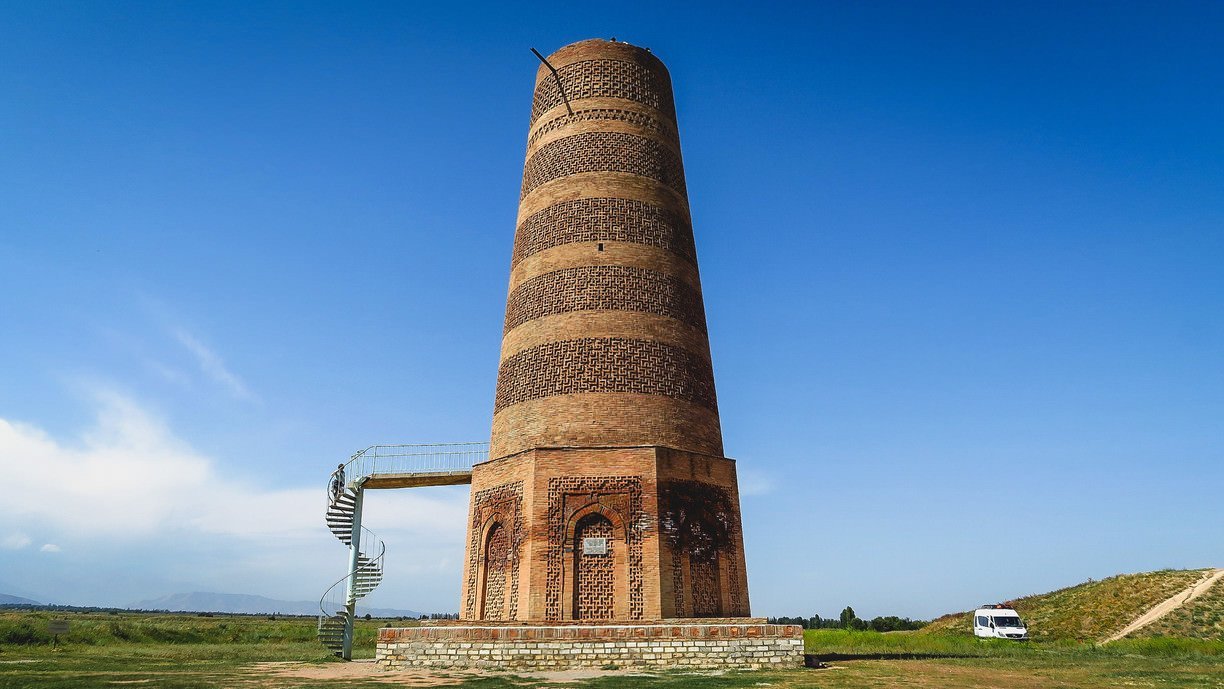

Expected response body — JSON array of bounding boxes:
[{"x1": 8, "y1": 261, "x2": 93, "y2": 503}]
[
  {"x1": 246, "y1": 660, "x2": 665, "y2": 685},
  {"x1": 1103, "y1": 567, "x2": 1224, "y2": 642}
]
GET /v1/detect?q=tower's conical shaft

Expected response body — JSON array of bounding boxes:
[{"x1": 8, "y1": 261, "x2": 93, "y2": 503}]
[
  {"x1": 492, "y1": 39, "x2": 722, "y2": 460},
  {"x1": 462, "y1": 39, "x2": 749, "y2": 624}
]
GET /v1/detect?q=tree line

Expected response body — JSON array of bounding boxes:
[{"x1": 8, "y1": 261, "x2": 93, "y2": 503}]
[{"x1": 767, "y1": 606, "x2": 927, "y2": 632}]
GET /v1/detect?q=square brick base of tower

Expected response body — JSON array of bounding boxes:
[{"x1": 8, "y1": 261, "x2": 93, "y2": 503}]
[
  {"x1": 375, "y1": 622, "x2": 805, "y2": 670},
  {"x1": 460, "y1": 447, "x2": 751, "y2": 621},
  {"x1": 372, "y1": 446, "x2": 799, "y2": 670}
]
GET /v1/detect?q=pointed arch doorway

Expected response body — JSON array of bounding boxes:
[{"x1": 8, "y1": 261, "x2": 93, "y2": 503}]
[{"x1": 479, "y1": 520, "x2": 511, "y2": 620}]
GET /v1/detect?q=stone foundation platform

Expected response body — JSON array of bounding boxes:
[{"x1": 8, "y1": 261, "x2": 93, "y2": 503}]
[{"x1": 376, "y1": 622, "x2": 804, "y2": 670}]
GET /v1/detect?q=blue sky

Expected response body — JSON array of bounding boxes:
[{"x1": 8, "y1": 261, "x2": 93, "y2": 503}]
[{"x1": 1, "y1": 1, "x2": 1221, "y2": 619}]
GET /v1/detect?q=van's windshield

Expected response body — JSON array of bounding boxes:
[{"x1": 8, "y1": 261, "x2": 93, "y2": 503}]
[{"x1": 992, "y1": 616, "x2": 1023, "y2": 627}]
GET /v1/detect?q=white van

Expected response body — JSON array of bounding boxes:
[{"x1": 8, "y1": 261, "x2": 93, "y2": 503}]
[{"x1": 973, "y1": 604, "x2": 1029, "y2": 640}]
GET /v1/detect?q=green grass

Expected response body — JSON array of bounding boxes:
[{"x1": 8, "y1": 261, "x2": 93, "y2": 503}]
[
  {"x1": 0, "y1": 642, "x2": 329, "y2": 688},
  {"x1": 922, "y1": 568, "x2": 1210, "y2": 641},
  {"x1": 0, "y1": 611, "x2": 396, "y2": 688},
  {"x1": 0, "y1": 609, "x2": 395, "y2": 650},
  {"x1": 804, "y1": 628, "x2": 1224, "y2": 658},
  {"x1": 805, "y1": 629, "x2": 1032, "y2": 657},
  {"x1": 797, "y1": 630, "x2": 1224, "y2": 689},
  {"x1": 6, "y1": 642, "x2": 1223, "y2": 689},
  {"x1": 1, "y1": 613, "x2": 1222, "y2": 688}
]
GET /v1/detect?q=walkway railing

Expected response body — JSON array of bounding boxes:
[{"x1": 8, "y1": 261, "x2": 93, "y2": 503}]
[{"x1": 341, "y1": 442, "x2": 489, "y2": 485}]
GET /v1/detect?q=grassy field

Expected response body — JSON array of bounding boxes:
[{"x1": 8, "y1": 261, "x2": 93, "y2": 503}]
[
  {"x1": 0, "y1": 609, "x2": 390, "y2": 649},
  {"x1": 922, "y1": 568, "x2": 1210, "y2": 641},
  {"x1": 3, "y1": 611, "x2": 1223, "y2": 688}
]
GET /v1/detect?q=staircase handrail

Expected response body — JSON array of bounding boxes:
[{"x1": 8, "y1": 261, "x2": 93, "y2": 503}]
[{"x1": 318, "y1": 526, "x2": 386, "y2": 619}]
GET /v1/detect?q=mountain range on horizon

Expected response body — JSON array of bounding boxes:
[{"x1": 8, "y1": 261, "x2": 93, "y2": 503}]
[
  {"x1": 1, "y1": 589, "x2": 427, "y2": 617},
  {"x1": 125, "y1": 591, "x2": 425, "y2": 617},
  {"x1": 0, "y1": 593, "x2": 42, "y2": 606}
]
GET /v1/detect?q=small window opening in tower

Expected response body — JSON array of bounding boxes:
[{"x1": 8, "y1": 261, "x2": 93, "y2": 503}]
[{"x1": 597, "y1": 243, "x2": 604, "y2": 251}]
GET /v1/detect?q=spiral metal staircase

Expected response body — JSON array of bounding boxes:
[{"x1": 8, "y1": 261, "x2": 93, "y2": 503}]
[
  {"x1": 317, "y1": 442, "x2": 487, "y2": 659},
  {"x1": 317, "y1": 486, "x2": 385, "y2": 657}
]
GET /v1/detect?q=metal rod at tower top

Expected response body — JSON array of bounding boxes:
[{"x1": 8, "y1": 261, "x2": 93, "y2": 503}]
[{"x1": 530, "y1": 47, "x2": 574, "y2": 115}]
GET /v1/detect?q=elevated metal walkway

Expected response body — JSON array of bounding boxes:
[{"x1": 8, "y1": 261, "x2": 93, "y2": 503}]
[
  {"x1": 345, "y1": 442, "x2": 488, "y2": 489},
  {"x1": 318, "y1": 442, "x2": 488, "y2": 658}
]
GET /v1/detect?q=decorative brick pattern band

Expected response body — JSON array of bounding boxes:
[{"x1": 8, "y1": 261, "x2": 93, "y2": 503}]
[
  {"x1": 376, "y1": 624, "x2": 804, "y2": 670},
  {"x1": 503, "y1": 265, "x2": 707, "y2": 334},
  {"x1": 520, "y1": 132, "x2": 686, "y2": 198},
  {"x1": 528, "y1": 107, "x2": 676, "y2": 149},
  {"x1": 531, "y1": 59, "x2": 675, "y2": 123},
  {"x1": 494, "y1": 338, "x2": 717, "y2": 413},
  {"x1": 512, "y1": 197, "x2": 696, "y2": 267}
]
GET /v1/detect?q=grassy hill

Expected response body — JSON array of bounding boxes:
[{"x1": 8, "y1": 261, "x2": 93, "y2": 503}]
[
  {"x1": 1136, "y1": 572, "x2": 1224, "y2": 640},
  {"x1": 0, "y1": 593, "x2": 41, "y2": 606},
  {"x1": 922, "y1": 569, "x2": 1211, "y2": 642}
]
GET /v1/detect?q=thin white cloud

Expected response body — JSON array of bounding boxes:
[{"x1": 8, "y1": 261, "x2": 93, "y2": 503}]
[
  {"x1": 145, "y1": 360, "x2": 191, "y2": 386},
  {"x1": 0, "y1": 389, "x2": 474, "y2": 608},
  {"x1": 171, "y1": 328, "x2": 255, "y2": 400},
  {"x1": 0, "y1": 391, "x2": 465, "y2": 543},
  {"x1": 2, "y1": 533, "x2": 31, "y2": 550},
  {"x1": 737, "y1": 467, "x2": 776, "y2": 496},
  {"x1": 40, "y1": 544, "x2": 61, "y2": 553}
]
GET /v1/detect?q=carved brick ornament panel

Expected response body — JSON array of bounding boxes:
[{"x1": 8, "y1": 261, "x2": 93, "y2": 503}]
[
  {"x1": 482, "y1": 522, "x2": 509, "y2": 619},
  {"x1": 464, "y1": 481, "x2": 524, "y2": 620},
  {"x1": 573, "y1": 514, "x2": 616, "y2": 620},
  {"x1": 545, "y1": 476, "x2": 644, "y2": 621},
  {"x1": 661, "y1": 480, "x2": 746, "y2": 617}
]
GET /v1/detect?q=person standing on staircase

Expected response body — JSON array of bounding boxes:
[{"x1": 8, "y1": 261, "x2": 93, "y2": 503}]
[{"x1": 330, "y1": 463, "x2": 345, "y2": 502}]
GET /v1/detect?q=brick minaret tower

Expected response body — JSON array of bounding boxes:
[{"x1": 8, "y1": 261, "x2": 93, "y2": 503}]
[{"x1": 460, "y1": 39, "x2": 750, "y2": 622}]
